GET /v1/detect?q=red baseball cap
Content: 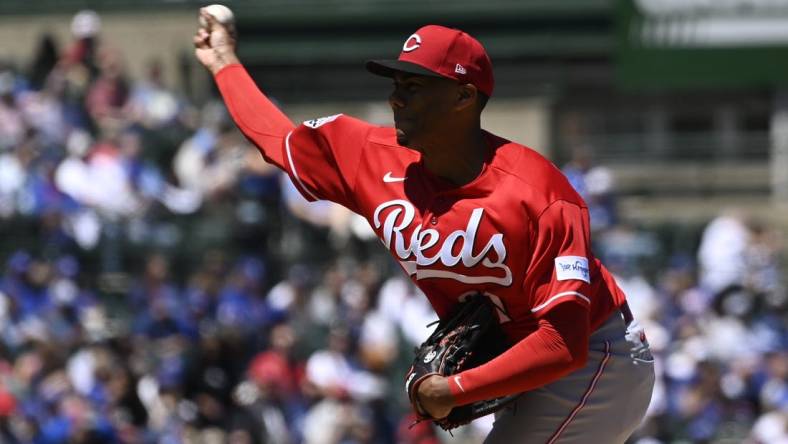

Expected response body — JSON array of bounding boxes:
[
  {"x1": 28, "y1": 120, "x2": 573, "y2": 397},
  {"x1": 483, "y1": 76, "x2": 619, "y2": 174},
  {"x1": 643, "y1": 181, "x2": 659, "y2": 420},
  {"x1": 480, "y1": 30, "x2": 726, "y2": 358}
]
[{"x1": 366, "y1": 25, "x2": 494, "y2": 97}]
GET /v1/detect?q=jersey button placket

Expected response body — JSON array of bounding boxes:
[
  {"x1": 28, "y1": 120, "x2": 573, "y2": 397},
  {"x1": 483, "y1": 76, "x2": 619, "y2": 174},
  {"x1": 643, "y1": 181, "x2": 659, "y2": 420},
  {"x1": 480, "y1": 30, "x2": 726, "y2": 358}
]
[
  {"x1": 427, "y1": 195, "x2": 442, "y2": 226},
  {"x1": 429, "y1": 193, "x2": 451, "y2": 226}
]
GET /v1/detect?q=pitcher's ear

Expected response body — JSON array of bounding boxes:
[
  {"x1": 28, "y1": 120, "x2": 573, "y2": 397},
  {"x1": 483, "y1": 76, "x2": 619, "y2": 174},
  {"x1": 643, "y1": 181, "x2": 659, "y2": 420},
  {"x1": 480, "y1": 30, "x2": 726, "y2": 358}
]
[{"x1": 456, "y1": 83, "x2": 478, "y2": 111}]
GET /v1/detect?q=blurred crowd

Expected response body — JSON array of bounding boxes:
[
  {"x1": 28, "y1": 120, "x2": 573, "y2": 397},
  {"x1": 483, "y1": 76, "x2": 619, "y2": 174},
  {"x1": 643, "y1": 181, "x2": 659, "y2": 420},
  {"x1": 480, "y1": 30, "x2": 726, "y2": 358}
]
[{"x1": 0, "y1": 9, "x2": 786, "y2": 444}]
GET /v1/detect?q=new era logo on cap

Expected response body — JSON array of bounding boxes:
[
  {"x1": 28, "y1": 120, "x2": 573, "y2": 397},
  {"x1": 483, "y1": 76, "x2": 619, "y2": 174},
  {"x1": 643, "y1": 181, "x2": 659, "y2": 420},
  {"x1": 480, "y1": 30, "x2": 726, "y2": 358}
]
[{"x1": 366, "y1": 25, "x2": 495, "y2": 97}]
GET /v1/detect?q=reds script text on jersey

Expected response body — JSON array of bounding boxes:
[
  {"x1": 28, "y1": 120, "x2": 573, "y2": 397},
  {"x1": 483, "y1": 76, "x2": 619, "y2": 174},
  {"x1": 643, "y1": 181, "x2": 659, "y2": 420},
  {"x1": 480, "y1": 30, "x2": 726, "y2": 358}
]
[{"x1": 284, "y1": 114, "x2": 627, "y2": 339}]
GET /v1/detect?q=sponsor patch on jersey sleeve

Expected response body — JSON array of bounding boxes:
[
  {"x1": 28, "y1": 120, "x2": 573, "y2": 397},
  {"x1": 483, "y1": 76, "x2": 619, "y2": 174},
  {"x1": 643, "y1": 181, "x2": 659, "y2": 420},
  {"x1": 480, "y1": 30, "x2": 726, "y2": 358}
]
[
  {"x1": 303, "y1": 114, "x2": 342, "y2": 129},
  {"x1": 554, "y1": 256, "x2": 590, "y2": 283}
]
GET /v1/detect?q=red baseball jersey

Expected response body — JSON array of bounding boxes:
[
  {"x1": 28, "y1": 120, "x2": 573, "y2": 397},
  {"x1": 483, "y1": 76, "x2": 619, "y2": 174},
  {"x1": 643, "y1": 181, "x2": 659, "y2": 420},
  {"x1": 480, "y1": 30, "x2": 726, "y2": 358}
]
[
  {"x1": 282, "y1": 114, "x2": 627, "y2": 341},
  {"x1": 214, "y1": 64, "x2": 630, "y2": 405}
]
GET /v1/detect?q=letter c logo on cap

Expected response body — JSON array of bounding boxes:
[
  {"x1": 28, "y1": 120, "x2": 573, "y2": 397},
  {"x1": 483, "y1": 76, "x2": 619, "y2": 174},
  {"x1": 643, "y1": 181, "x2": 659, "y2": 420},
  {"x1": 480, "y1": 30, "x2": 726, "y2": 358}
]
[{"x1": 402, "y1": 33, "x2": 421, "y2": 52}]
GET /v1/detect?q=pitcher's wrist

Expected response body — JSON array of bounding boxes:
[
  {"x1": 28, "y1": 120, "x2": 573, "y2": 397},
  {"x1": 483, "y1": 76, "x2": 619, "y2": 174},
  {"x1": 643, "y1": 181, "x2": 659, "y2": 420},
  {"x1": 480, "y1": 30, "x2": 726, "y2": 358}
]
[{"x1": 210, "y1": 50, "x2": 240, "y2": 75}]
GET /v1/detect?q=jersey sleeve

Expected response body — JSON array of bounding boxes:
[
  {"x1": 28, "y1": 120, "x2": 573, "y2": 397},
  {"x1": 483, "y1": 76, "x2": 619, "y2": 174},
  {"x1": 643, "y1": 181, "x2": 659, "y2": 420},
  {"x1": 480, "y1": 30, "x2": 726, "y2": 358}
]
[
  {"x1": 447, "y1": 301, "x2": 589, "y2": 405},
  {"x1": 524, "y1": 200, "x2": 594, "y2": 318},
  {"x1": 283, "y1": 114, "x2": 372, "y2": 212},
  {"x1": 214, "y1": 64, "x2": 295, "y2": 169}
]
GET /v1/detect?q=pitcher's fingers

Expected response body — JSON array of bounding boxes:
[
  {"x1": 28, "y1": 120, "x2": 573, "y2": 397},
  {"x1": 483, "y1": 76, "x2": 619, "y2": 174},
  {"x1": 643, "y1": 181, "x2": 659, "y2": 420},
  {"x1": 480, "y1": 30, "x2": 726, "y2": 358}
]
[
  {"x1": 199, "y1": 9, "x2": 219, "y2": 30},
  {"x1": 193, "y1": 29, "x2": 209, "y2": 48}
]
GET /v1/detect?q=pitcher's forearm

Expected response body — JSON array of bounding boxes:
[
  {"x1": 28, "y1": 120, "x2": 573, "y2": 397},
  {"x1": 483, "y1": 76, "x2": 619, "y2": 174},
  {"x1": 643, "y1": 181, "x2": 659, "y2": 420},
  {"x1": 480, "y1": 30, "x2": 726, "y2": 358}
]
[{"x1": 214, "y1": 64, "x2": 295, "y2": 168}]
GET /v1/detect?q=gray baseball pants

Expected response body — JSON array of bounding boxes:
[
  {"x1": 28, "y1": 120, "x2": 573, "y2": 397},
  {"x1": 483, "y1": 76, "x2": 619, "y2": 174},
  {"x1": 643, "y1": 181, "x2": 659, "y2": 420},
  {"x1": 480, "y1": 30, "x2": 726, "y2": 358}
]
[{"x1": 483, "y1": 309, "x2": 655, "y2": 444}]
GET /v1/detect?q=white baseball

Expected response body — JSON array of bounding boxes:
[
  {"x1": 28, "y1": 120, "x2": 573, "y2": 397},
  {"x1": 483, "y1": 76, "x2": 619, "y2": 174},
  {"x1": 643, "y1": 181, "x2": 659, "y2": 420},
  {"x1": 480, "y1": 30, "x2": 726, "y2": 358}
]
[{"x1": 199, "y1": 4, "x2": 234, "y2": 27}]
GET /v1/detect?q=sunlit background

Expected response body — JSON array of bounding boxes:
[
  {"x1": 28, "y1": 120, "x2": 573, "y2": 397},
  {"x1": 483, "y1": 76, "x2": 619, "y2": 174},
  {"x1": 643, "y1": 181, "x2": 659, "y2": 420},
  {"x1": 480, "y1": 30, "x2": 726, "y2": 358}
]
[{"x1": 0, "y1": 1, "x2": 785, "y2": 443}]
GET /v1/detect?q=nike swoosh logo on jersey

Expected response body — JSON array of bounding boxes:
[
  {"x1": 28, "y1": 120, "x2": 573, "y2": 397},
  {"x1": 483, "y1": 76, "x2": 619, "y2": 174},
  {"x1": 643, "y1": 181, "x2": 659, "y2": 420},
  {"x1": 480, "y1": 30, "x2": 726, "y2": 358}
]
[
  {"x1": 454, "y1": 376, "x2": 466, "y2": 393},
  {"x1": 383, "y1": 172, "x2": 407, "y2": 183}
]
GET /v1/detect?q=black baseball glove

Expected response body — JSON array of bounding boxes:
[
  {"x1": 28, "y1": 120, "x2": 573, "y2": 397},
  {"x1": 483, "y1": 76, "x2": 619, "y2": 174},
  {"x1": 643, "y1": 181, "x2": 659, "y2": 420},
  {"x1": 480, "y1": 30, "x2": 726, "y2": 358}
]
[{"x1": 404, "y1": 293, "x2": 520, "y2": 430}]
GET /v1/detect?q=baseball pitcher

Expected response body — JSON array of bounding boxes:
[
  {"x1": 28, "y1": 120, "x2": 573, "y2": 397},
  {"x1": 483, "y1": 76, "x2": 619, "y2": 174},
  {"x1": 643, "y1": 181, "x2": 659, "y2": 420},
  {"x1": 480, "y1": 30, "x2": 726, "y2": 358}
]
[{"x1": 194, "y1": 9, "x2": 654, "y2": 443}]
